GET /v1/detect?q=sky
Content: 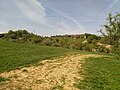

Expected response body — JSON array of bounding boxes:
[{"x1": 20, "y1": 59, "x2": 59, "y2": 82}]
[{"x1": 0, "y1": 0, "x2": 120, "y2": 36}]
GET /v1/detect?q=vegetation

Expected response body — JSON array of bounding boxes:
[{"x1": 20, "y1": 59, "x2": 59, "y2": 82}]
[
  {"x1": 99, "y1": 13, "x2": 120, "y2": 53},
  {"x1": 75, "y1": 12, "x2": 120, "y2": 90},
  {"x1": 0, "y1": 38, "x2": 95, "y2": 73},
  {"x1": 0, "y1": 13, "x2": 120, "y2": 54},
  {"x1": 0, "y1": 13, "x2": 120, "y2": 89},
  {"x1": 0, "y1": 39, "x2": 81, "y2": 73},
  {"x1": 0, "y1": 30, "x2": 111, "y2": 53},
  {"x1": 99, "y1": 13, "x2": 120, "y2": 45},
  {"x1": 76, "y1": 55, "x2": 120, "y2": 90}
]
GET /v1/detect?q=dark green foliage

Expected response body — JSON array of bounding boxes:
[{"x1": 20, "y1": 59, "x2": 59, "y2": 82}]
[
  {"x1": 3, "y1": 30, "x2": 44, "y2": 44},
  {"x1": 4, "y1": 30, "x2": 14, "y2": 39},
  {"x1": 4, "y1": 30, "x2": 27, "y2": 40},
  {"x1": 30, "y1": 35, "x2": 43, "y2": 44},
  {"x1": 9, "y1": 33, "x2": 17, "y2": 39},
  {"x1": 8, "y1": 30, "x2": 14, "y2": 35},
  {"x1": 76, "y1": 56, "x2": 120, "y2": 90},
  {"x1": 87, "y1": 34, "x2": 98, "y2": 44},
  {"x1": 99, "y1": 37, "x2": 111, "y2": 44},
  {"x1": 0, "y1": 33, "x2": 5, "y2": 38}
]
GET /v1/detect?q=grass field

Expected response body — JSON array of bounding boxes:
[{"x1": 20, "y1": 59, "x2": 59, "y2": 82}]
[
  {"x1": 0, "y1": 39, "x2": 94, "y2": 73},
  {"x1": 0, "y1": 39, "x2": 119, "y2": 89},
  {"x1": 76, "y1": 55, "x2": 120, "y2": 90},
  {"x1": 0, "y1": 39, "x2": 76, "y2": 73}
]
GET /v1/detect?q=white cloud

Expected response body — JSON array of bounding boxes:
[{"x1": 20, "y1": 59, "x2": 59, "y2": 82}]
[
  {"x1": 14, "y1": 0, "x2": 59, "y2": 29},
  {"x1": 15, "y1": 0, "x2": 46, "y2": 21},
  {"x1": 0, "y1": 0, "x2": 97, "y2": 36}
]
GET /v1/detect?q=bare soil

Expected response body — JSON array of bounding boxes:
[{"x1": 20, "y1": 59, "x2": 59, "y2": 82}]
[{"x1": 0, "y1": 54, "x2": 99, "y2": 90}]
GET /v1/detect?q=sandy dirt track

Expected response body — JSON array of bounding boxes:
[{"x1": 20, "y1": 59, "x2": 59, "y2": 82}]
[{"x1": 0, "y1": 54, "x2": 99, "y2": 90}]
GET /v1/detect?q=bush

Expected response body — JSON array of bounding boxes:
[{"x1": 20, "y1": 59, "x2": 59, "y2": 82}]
[
  {"x1": 42, "y1": 38, "x2": 53, "y2": 46},
  {"x1": 86, "y1": 34, "x2": 98, "y2": 43},
  {"x1": 9, "y1": 33, "x2": 17, "y2": 39},
  {"x1": 92, "y1": 39, "x2": 98, "y2": 45},
  {"x1": 53, "y1": 43, "x2": 62, "y2": 47},
  {"x1": 99, "y1": 37, "x2": 111, "y2": 44},
  {"x1": 0, "y1": 34, "x2": 5, "y2": 38},
  {"x1": 103, "y1": 48, "x2": 110, "y2": 53}
]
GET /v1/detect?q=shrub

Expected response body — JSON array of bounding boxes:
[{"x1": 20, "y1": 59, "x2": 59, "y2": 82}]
[
  {"x1": 99, "y1": 37, "x2": 111, "y2": 44},
  {"x1": 53, "y1": 43, "x2": 62, "y2": 47},
  {"x1": 42, "y1": 38, "x2": 53, "y2": 46},
  {"x1": 92, "y1": 39, "x2": 98, "y2": 45},
  {"x1": 87, "y1": 35, "x2": 98, "y2": 44},
  {"x1": 0, "y1": 34, "x2": 5, "y2": 38}
]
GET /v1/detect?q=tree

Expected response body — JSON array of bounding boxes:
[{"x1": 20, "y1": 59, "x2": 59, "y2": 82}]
[
  {"x1": 15, "y1": 30, "x2": 23, "y2": 38},
  {"x1": 4, "y1": 30, "x2": 16, "y2": 39},
  {"x1": 87, "y1": 34, "x2": 98, "y2": 44},
  {"x1": 99, "y1": 13, "x2": 120, "y2": 45},
  {"x1": 8, "y1": 30, "x2": 14, "y2": 35},
  {"x1": 9, "y1": 33, "x2": 17, "y2": 39}
]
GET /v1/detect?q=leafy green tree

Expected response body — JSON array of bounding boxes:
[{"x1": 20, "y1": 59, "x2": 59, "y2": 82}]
[
  {"x1": 87, "y1": 34, "x2": 98, "y2": 44},
  {"x1": 15, "y1": 30, "x2": 23, "y2": 38},
  {"x1": 99, "y1": 13, "x2": 120, "y2": 45},
  {"x1": 4, "y1": 30, "x2": 14, "y2": 39},
  {"x1": 9, "y1": 33, "x2": 17, "y2": 39},
  {"x1": 8, "y1": 30, "x2": 14, "y2": 35},
  {"x1": 30, "y1": 35, "x2": 43, "y2": 44}
]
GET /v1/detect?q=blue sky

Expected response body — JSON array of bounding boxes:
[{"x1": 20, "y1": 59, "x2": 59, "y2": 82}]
[{"x1": 0, "y1": 0, "x2": 120, "y2": 36}]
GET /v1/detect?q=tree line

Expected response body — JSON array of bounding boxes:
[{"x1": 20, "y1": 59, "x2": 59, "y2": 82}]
[{"x1": 0, "y1": 13, "x2": 120, "y2": 55}]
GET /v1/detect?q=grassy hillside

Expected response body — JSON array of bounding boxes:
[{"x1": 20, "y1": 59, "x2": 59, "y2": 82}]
[
  {"x1": 0, "y1": 12, "x2": 120, "y2": 89},
  {"x1": 0, "y1": 39, "x2": 81, "y2": 73},
  {"x1": 0, "y1": 39, "x2": 95, "y2": 73},
  {"x1": 2, "y1": 30, "x2": 112, "y2": 53},
  {"x1": 0, "y1": 39, "x2": 119, "y2": 89}
]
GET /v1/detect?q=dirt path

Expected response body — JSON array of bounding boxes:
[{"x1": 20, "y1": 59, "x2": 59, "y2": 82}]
[{"x1": 0, "y1": 54, "x2": 99, "y2": 90}]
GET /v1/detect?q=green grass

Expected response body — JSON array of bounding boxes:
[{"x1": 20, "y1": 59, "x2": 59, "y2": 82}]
[
  {"x1": 76, "y1": 55, "x2": 120, "y2": 90},
  {"x1": 0, "y1": 39, "x2": 73, "y2": 73},
  {"x1": 0, "y1": 39, "x2": 93, "y2": 73},
  {"x1": 0, "y1": 39, "x2": 119, "y2": 89}
]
